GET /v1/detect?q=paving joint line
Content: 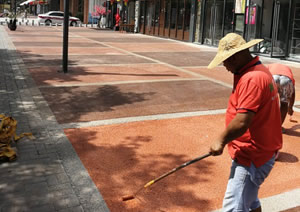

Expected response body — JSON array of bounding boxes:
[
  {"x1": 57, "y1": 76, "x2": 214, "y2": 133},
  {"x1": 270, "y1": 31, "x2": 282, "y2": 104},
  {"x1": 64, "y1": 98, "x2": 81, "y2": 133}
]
[
  {"x1": 26, "y1": 62, "x2": 158, "y2": 69},
  {"x1": 37, "y1": 78, "x2": 204, "y2": 88},
  {"x1": 60, "y1": 98, "x2": 300, "y2": 128},
  {"x1": 60, "y1": 109, "x2": 227, "y2": 129}
]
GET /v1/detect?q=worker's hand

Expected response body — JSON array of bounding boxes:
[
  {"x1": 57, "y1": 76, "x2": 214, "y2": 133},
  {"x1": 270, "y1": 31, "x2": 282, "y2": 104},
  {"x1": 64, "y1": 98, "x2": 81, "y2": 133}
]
[
  {"x1": 288, "y1": 107, "x2": 294, "y2": 116},
  {"x1": 209, "y1": 140, "x2": 225, "y2": 156}
]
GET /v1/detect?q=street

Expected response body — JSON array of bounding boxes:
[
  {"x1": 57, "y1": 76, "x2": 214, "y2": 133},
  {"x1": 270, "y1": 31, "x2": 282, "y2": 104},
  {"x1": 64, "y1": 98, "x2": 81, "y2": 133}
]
[{"x1": 1, "y1": 25, "x2": 300, "y2": 211}]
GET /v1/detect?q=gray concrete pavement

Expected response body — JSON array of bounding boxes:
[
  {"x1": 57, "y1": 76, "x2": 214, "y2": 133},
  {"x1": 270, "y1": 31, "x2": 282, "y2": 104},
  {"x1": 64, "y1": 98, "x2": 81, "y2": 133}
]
[{"x1": 0, "y1": 26, "x2": 109, "y2": 212}]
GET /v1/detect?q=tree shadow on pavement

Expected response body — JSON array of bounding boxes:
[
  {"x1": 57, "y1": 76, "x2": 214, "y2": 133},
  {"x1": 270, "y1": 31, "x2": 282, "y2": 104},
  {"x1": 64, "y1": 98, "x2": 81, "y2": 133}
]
[
  {"x1": 40, "y1": 85, "x2": 155, "y2": 124},
  {"x1": 18, "y1": 52, "x2": 154, "y2": 69},
  {"x1": 65, "y1": 128, "x2": 217, "y2": 212}
]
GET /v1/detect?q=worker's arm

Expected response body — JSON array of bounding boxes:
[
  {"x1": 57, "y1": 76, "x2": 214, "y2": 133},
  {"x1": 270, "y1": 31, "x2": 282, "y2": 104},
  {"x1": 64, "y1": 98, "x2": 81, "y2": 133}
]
[
  {"x1": 288, "y1": 91, "x2": 295, "y2": 116},
  {"x1": 209, "y1": 111, "x2": 255, "y2": 156}
]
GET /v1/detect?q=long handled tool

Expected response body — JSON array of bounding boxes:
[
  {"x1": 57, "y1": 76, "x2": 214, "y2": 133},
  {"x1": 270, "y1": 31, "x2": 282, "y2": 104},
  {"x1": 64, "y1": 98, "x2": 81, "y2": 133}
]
[{"x1": 122, "y1": 152, "x2": 211, "y2": 201}]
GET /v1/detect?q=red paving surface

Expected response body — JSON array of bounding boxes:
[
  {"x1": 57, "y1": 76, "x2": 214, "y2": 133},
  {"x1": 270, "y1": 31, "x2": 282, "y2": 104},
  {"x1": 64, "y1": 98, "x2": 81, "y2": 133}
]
[
  {"x1": 7, "y1": 26, "x2": 300, "y2": 211},
  {"x1": 28, "y1": 64, "x2": 195, "y2": 86},
  {"x1": 16, "y1": 47, "x2": 123, "y2": 55},
  {"x1": 65, "y1": 113, "x2": 300, "y2": 212},
  {"x1": 137, "y1": 52, "x2": 218, "y2": 67},
  {"x1": 40, "y1": 80, "x2": 231, "y2": 124},
  {"x1": 104, "y1": 42, "x2": 203, "y2": 52},
  {"x1": 22, "y1": 54, "x2": 154, "y2": 68}
]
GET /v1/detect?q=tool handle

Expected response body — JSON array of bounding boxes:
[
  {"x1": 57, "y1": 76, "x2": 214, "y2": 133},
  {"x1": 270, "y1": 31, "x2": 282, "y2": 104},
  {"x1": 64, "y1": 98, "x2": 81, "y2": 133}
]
[{"x1": 144, "y1": 153, "x2": 211, "y2": 188}]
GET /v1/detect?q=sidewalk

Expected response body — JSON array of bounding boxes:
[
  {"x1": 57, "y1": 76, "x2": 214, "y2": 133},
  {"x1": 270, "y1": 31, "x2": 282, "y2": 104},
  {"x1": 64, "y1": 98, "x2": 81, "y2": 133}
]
[
  {"x1": 0, "y1": 26, "x2": 109, "y2": 211},
  {"x1": 0, "y1": 25, "x2": 300, "y2": 212}
]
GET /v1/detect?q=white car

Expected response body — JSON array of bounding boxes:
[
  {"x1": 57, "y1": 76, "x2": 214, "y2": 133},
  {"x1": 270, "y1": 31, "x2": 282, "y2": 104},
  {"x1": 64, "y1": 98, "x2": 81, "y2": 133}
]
[{"x1": 38, "y1": 11, "x2": 80, "y2": 26}]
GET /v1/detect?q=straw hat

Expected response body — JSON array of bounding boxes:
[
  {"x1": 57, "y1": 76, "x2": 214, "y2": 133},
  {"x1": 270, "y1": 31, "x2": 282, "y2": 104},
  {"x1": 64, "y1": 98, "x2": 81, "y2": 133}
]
[{"x1": 207, "y1": 33, "x2": 263, "y2": 69}]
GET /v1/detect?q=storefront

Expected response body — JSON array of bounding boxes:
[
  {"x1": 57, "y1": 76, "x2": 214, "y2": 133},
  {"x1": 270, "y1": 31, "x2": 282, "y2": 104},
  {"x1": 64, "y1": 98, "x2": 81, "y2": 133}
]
[
  {"x1": 138, "y1": 0, "x2": 192, "y2": 41},
  {"x1": 242, "y1": 0, "x2": 300, "y2": 61},
  {"x1": 20, "y1": 0, "x2": 49, "y2": 15},
  {"x1": 196, "y1": 0, "x2": 234, "y2": 46},
  {"x1": 62, "y1": 0, "x2": 300, "y2": 62},
  {"x1": 194, "y1": 0, "x2": 300, "y2": 62},
  {"x1": 243, "y1": 0, "x2": 290, "y2": 58},
  {"x1": 290, "y1": 1, "x2": 300, "y2": 60}
]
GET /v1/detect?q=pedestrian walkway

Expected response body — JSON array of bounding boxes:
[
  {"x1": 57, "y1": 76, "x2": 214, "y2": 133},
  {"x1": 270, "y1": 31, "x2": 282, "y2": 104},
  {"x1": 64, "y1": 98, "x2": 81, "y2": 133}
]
[
  {"x1": 0, "y1": 25, "x2": 300, "y2": 212},
  {"x1": 0, "y1": 26, "x2": 109, "y2": 212}
]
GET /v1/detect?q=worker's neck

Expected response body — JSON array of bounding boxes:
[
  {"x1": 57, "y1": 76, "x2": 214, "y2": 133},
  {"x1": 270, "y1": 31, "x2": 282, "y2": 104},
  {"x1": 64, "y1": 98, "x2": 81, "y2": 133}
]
[{"x1": 236, "y1": 53, "x2": 255, "y2": 73}]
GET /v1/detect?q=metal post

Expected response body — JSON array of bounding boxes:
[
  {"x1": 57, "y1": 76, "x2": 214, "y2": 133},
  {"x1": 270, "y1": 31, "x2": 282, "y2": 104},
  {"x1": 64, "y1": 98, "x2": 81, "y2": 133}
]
[
  {"x1": 62, "y1": 0, "x2": 70, "y2": 73},
  {"x1": 92, "y1": 0, "x2": 94, "y2": 26},
  {"x1": 189, "y1": 0, "x2": 197, "y2": 42},
  {"x1": 14, "y1": 0, "x2": 16, "y2": 15}
]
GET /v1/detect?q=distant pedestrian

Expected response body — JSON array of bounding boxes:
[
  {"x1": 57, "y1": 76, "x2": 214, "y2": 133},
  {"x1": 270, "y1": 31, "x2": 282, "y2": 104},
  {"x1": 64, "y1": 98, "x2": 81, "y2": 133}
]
[
  {"x1": 208, "y1": 33, "x2": 282, "y2": 212},
  {"x1": 267, "y1": 63, "x2": 295, "y2": 126},
  {"x1": 100, "y1": 15, "x2": 106, "y2": 29},
  {"x1": 114, "y1": 8, "x2": 120, "y2": 31}
]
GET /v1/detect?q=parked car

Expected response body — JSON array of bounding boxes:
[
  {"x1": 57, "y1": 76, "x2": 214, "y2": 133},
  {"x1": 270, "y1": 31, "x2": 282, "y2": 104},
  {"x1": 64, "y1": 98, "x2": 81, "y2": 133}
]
[
  {"x1": 0, "y1": 12, "x2": 9, "y2": 17},
  {"x1": 38, "y1": 11, "x2": 80, "y2": 26}
]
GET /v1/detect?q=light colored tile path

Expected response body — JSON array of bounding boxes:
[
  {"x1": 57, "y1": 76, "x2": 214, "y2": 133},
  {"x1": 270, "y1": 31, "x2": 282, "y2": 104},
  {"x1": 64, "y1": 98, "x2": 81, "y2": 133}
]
[
  {"x1": 212, "y1": 189, "x2": 300, "y2": 212},
  {"x1": 60, "y1": 109, "x2": 227, "y2": 129}
]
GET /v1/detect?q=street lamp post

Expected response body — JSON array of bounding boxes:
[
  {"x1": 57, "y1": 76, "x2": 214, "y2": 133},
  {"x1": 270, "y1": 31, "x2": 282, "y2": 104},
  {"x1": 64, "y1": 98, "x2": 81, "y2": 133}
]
[{"x1": 62, "y1": 0, "x2": 70, "y2": 73}]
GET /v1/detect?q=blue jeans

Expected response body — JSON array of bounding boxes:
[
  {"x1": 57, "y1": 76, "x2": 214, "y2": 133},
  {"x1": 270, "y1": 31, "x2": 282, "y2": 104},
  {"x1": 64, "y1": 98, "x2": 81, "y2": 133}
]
[{"x1": 223, "y1": 155, "x2": 275, "y2": 212}]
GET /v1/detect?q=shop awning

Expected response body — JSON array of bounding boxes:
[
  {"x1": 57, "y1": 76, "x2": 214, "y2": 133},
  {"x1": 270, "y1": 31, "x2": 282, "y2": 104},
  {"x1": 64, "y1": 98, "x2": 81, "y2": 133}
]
[
  {"x1": 20, "y1": 0, "x2": 47, "y2": 5},
  {"x1": 20, "y1": 0, "x2": 35, "y2": 6}
]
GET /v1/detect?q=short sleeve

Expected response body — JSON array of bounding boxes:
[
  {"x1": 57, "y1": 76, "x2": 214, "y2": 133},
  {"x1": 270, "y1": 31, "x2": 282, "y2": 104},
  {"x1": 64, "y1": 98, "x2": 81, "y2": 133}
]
[{"x1": 235, "y1": 80, "x2": 262, "y2": 113}]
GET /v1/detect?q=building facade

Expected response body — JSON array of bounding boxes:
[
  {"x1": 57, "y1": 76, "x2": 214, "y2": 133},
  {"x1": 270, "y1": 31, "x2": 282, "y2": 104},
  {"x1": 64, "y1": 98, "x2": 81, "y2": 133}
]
[
  {"x1": 63, "y1": 0, "x2": 300, "y2": 62},
  {"x1": 136, "y1": 0, "x2": 300, "y2": 62},
  {"x1": 60, "y1": 0, "x2": 114, "y2": 26}
]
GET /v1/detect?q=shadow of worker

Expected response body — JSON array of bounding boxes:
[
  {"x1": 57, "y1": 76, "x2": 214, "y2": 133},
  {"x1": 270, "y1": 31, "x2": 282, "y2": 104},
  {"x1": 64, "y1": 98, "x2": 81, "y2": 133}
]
[
  {"x1": 276, "y1": 152, "x2": 299, "y2": 163},
  {"x1": 284, "y1": 124, "x2": 300, "y2": 138}
]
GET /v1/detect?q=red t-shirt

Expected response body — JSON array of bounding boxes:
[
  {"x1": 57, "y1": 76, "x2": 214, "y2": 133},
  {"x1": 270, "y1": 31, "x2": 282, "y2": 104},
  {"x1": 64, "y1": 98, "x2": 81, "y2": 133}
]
[
  {"x1": 227, "y1": 57, "x2": 282, "y2": 167},
  {"x1": 267, "y1": 63, "x2": 295, "y2": 85}
]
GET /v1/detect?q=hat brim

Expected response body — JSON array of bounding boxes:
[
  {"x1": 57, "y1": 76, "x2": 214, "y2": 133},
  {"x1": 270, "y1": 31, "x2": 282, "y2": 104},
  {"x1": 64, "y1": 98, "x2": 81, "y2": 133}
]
[{"x1": 207, "y1": 39, "x2": 264, "y2": 69}]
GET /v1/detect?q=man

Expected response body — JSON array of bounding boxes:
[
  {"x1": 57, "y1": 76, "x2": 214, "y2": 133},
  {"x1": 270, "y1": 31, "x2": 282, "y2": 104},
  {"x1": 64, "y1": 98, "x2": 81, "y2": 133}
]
[
  {"x1": 208, "y1": 33, "x2": 282, "y2": 212},
  {"x1": 267, "y1": 63, "x2": 295, "y2": 126}
]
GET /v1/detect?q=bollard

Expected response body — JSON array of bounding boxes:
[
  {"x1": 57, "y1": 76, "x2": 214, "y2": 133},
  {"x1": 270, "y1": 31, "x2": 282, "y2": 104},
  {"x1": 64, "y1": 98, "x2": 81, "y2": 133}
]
[
  {"x1": 38, "y1": 22, "x2": 40, "y2": 26},
  {"x1": 80, "y1": 22, "x2": 82, "y2": 27},
  {"x1": 19, "y1": 22, "x2": 21, "y2": 25},
  {"x1": 32, "y1": 20, "x2": 34, "y2": 26},
  {"x1": 85, "y1": 23, "x2": 88, "y2": 27}
]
